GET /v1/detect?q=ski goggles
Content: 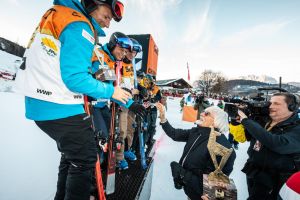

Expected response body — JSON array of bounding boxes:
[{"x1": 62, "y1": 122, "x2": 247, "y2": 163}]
[
  {"x1": 116, "y1": 37, "x2": 133, "y2": 51},
  {"x1": 132, "y1": 44, "x2": 142, "y2": 53},
  {"x1": 112, "y1": 1, "x2": 124, "y2": 22}
]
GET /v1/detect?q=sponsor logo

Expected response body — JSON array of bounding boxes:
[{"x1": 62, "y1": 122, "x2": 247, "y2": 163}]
[
  {"x1": 125, "y1": 66, "x2": 133, "y2": 72},
  {"x1": 41, "y1": 37, "x2": 58, "y2": 57},
  {"x1": 72, "y1": 11, "x2": 81, "y2": 17},
  {"x1": 82, "y1": 29, "x2": 95, "y2": 44},
  {"x1": 73, "y1": 95, "x2": 82, "y2": 99},
  {"x1": 99, "y1": 64, "x2": 109, "y2": 69},
  {"x1": 37, "y1": 88, "x2": 52, "y2": 96}
]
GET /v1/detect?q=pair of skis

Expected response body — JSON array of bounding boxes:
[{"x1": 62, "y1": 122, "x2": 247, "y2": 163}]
[
  {"x1": 105, "y1": 61, "x2": 122, "y2": 195},
  {"x1": 83, "y1": 60, "x2": 122, "y2": 198},
  {"x1": 90, "y1": 58, "x2": 148, "y2": 197},
  {"x1": 83, "y1": 95, "x2": 106, "y2": 200},
  {"x1": 133, "y1": 58, "x2": 148, "y2": 170}
]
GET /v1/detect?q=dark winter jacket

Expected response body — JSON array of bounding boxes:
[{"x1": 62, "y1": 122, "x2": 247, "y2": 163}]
[
  {"x1": 161, "y1": 121, "x2": 236, "y2": 200},
  {"x1": 241, "y1": 114, "x2": 300, "y2": 198}
]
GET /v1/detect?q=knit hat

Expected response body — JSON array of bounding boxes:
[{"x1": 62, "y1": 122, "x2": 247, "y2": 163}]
[{"x1": 279, "y1": 172, "x2": 300, "y2": 200}]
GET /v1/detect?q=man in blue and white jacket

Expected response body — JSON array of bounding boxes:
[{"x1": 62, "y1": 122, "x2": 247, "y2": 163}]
[{"x1": 15, "y1": 0, "x2": 130, "y2": 199}]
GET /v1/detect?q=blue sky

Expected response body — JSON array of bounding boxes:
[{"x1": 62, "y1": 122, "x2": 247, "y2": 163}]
[{"x1": 1, "y1": 0, "x2": 300, "y2": 82}]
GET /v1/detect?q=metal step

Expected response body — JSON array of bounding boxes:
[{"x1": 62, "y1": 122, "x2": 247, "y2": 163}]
[{"x1": 106, "y1": 141, "x2": 156, "y2": 200}]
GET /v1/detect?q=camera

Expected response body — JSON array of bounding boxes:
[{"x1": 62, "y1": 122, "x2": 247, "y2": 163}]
[{"x1": 224, "y1": 91, "x2": 271, "y2": 126}]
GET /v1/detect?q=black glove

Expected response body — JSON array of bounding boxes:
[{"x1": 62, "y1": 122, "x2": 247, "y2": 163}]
[
  {"x1": 140, "y1": 88, "x2": 148, "y2": 99},
  {"x1": 170, "y1": 161, "x2": 186, "y2": 189},
  {"x1": 129, "y1": 102, "x2": 147, "y2": 120}
]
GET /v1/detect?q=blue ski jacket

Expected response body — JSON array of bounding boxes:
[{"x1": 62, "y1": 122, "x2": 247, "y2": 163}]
[{"x1": 25, "y1": 0, "x2": 115, "y2": 121}]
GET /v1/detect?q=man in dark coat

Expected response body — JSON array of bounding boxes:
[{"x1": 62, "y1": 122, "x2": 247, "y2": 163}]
[
  {"x1": 156, "y1": 103, "x2": 236, "y2": 200},
  {"x1": 237, "y1": 93, "x2": 300, "y2": 200},
  {"x1": 194, "y1": 94, "x2": 210, "y2": 120}
]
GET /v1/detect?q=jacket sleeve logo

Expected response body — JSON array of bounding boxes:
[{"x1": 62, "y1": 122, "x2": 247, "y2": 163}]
[
  {"x1": 82, "y1": 29, "x2": 95, "y2": 44},
  {"x1": 41, "y1": 37, "x2": 58, "y2": 57},
  {"x1": 37, "y1": 88, "x2": 52, "y2": 96}
]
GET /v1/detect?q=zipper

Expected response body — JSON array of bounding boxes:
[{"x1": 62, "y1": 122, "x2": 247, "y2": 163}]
[{"x1": 182, "y1": 133, "x2": 202, "y2": 166}]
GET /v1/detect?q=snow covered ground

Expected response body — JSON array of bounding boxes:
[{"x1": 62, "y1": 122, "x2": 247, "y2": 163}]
[
  {"x1": 0, "y1": 92, "x2": 59, "y2": 200},
  {"x1": 0, "y1": 92, "x2": 249, "y2": 200}
]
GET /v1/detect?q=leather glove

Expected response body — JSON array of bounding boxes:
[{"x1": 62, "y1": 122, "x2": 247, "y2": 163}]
[{"x1": 129, "y1": 102, "x2": 147, "y2": 120}]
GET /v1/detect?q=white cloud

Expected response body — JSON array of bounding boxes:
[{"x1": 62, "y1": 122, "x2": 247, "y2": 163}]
[
  {"x1": 182, "y1": 0, "x2": 212, "y2": 45},
  {"x1": 1, "y1": 0, "x2": 299, "y2": 83},
  {"x1": 103, "y1": 0, "x2": 183, "y2": 45},
  {"x1": 5, "y1": 0, "x2": 20, "y2": 6},
  {"x1": 220, "y1": 20, "x2": 291, "y2": 46}
]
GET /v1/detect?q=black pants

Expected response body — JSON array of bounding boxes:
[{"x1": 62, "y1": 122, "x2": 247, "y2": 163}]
[
  {"x1": 228, "y1": 133, "x2": 239, "y2": 146},
  {"x1": 92, "y1": 105, "x2": 111, "y2": 139},
  {"x1": 246, "y1": 173, "x2": 280, "y2": 200},
  {"x1": 36, "y1": 113, "x2": 97, "y2": 200},
  {"x1": 145, "y1": 108, "x2": 157, "y2": 145}
]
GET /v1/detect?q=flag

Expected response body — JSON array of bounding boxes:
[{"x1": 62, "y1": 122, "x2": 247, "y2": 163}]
[{"x1": 187, "y1": 62, "x2": 190, "y2": 81}]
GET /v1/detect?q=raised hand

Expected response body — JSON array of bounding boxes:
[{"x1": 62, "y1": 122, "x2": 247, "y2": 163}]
[
  {"x1": 112, "y1": 87, "x2": 132, "y2": 104},
  {"x1": 156, "y1": 102, "x2": 166, "y2": 123}
]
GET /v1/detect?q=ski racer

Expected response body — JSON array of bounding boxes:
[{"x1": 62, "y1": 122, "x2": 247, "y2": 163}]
[
  {"x1": 141, "y1": 74, "x2": 162, "y2": 147},
  {"x1": 91, "y1": 33, "x2": 147, "y2": 170},
  {"x1": 14, "y1": 0, "x2": 131, "y2": 199},
  {"x1": 115, "y1": 38, "x2": 143, "y2": 170}
]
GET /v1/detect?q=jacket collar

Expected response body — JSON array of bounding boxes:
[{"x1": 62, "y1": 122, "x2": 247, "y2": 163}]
[
  {"x1": 53, "y1": 0, "x2": 106, "y2": 37},
  {"x1": 102, "y1": 44, "x2": 116, "y2": 62}
]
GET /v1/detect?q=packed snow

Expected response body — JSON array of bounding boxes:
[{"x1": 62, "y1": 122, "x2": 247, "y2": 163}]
[
  {"x1": 0, "y1": 90, "x2": 249, "y2": 199},
  {"x1": 0, "y1": 49, "x2": 250, "y2": 198}
]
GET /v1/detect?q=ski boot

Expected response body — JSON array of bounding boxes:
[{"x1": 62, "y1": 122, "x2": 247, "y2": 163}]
[
  {"x1": 124, "y1": 150, "x2": 137, "y2": 161},
  {"x1": 117, "y1": 159, "x2": 129, "y2": 170}
]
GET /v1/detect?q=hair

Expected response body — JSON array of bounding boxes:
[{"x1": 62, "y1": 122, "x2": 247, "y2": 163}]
[
  {"x1": 205, "y1": 106, "x2": 229, "y2": 133},
  {"x1": 273, "y1": 93, "x2": 299, "y2": 112}
]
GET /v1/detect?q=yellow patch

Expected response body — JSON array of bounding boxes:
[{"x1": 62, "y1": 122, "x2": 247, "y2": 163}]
[
  {"x1": 42, "y1": 37, "x2": 58, "y2": 51},
  {"x1": 41, "y1": 37, "x2": 58, "y2": 56}
]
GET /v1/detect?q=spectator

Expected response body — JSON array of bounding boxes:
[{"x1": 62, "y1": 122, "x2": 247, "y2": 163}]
[
  {"x1": 194, "y1": 94, "x2": 210, "y2": 120},
  {"x1": 228, "y1": 119, "x2": 247, "y2": 150},
  {"x1": 237, "y1": 93, "x2": 300, "y2": 199},
  {"x1": 156, "y1": 103, "x2": 236, "y2": 200},
  {"x1": 217, "y1": 100, "x2": 224, "y2": 109},
  {"x1": 180, "y1": 97, "x2": 185, "y2": 112}
]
